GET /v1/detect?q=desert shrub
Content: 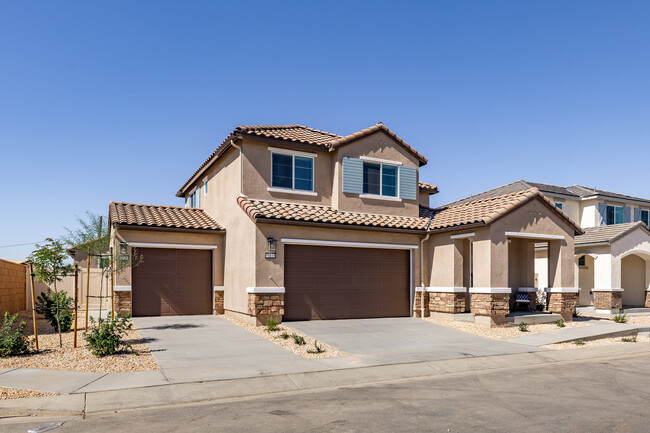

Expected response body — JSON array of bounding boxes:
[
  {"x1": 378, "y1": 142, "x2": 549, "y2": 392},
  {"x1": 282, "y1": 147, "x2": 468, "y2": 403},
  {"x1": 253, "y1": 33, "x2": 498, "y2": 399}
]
[
  {"x1": 555, "y1": 319, "x2": 565, "y2": 328},
  {"x1": 574, "y1": 340, "x2": 585, "y2": 346},
  {"x1": 613, "y1": 313, "x2": 627, "y2": 323},
  {"x1": 266, "y1": 317, "x2": 278, "y2": 332},
  {"x1": 84, "y1": 314, "x2": 133, "y2": 357},
  {"x1": 518, "y1": 322, "x2": 529, "y2": 332},
  {"x1": 622, "y1": 335, "x2": 637, "y2": 343},
  {"x1": 279, "y1": 332, "x2": 289, "y2": 340},
  {"x1": 291, "y1": 334, "x2": 306, "y2": 345},
  {"x1": 35, "y1": 290, "x2": 73, "y2": 332},
  {"x1": 0, "y1": 313, "x2": 30, "y2": 357},
  {"x1": 306, "y1": 340, "x2": 326, "y2": 354}
]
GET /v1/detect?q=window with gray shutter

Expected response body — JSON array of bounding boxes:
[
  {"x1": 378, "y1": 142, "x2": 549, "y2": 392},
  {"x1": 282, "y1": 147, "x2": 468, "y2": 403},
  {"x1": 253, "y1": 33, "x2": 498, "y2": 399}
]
[
  {"x1": 634, "y1": 208, "x2": 641, "y2": 222},
  {"x1": 622, "y1": 206, "x2": 631, "y2": 223},
  {"x1": 398, "y1": 166, "x2": 417, "y2": 200},
  {"x1": 597, "y1": 203, "x2": 607, "y2": 226},
  {"x1": 342, "y1": 157, "x2": 363, "y2": 194}
]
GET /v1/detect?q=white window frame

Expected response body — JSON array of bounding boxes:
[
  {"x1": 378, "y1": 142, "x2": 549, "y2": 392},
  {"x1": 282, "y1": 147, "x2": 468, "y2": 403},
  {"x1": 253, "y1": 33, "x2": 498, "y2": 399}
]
[
  {"x1": 360, "y1": 161, "x2": 400, "y2": 200},
  {"x1": 606, "y1": 205, "x2": 623, "y2": 225},
  {"x1": 269, "y1": 151, "x2": 316, "y2": 195},
  {"x1": 203, "y1": 178, "x2": 208, "y2": 195}
]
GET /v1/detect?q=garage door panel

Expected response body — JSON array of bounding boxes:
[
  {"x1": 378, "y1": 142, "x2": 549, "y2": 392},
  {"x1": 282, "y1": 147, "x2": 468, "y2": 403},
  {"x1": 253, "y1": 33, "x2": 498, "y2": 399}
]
[
  {"x1": 132, "y1": 248, "x2": 212, "y2": 317},
  {"x1": 284, "y1": 245, "x2": 409, "y2": 320}
]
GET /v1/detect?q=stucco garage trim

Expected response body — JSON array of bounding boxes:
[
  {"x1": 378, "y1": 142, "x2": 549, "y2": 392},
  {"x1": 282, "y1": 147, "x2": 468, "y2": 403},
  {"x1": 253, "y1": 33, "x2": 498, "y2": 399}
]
[
  {"x1": 114, "y1": 286, "x2": 132, "y2": 292},
  {"x1": 247, "y1": 287, "x2": 286, "y2": 294},
  {"x1": 127, "y1": 242, "x2": 219, "y2": 250},
  {"x1": 280, "y1": 238, "x2": 418, "y2": 250},
  {"x1": 592, "y1": 288, "x2": 624, "y2": 292},
  {"x1": 424, "y1": 287, "x2": 467, "y2": 293},
  {"x1": 545, "y1": 287, "x2": 580, "y2": 293}
]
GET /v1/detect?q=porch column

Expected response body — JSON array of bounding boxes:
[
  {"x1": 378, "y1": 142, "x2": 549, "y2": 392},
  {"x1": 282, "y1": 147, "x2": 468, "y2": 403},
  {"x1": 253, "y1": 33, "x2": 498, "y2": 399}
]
[
  {"x1": 592, "y1": 288, "x2": 623, "y2": 314},
  {"x1": 413, "y1": 287, "x2": 430, "y2": 318},
  {"x1": 470, "y1": 288, "x2": 511, "y2": 327},
  {"x1": 428, "y1": 287, "x2": 467, "y2": 315},
  {"x1": 247, "y1": 287, "x2": 285, "y2": 325},
  {"x1": 545, "y1": 287, "x2": 579, "y2": 321}
]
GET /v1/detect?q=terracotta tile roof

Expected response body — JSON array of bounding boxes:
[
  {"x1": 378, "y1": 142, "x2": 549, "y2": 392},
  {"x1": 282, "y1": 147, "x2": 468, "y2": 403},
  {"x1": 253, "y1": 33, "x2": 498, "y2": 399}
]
[
  {"x1": 420, "y1": 188, "x2": 584, "y2": 234},
  {"x1": 177, "y1": 122, "x2": 428, "y2": 197},
  {"x1": 418, "y1": 181, "x2": 438, "y2": 194},
  {"x1": 575, "y1": 222, "x2": 650, "y2": 245},
  {"x1": 109, "y1": 202, "x2": 224, "y2": 231},
  {"x1": 238, "y1": 197, "x2": 429, "y2": 231}
]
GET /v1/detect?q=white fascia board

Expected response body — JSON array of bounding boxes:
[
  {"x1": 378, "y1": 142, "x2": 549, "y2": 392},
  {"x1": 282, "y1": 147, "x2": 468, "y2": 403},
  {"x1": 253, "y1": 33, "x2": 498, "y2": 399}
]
[
  {"x1": 517, "y1": 287, "x2": 538, "y2": 293},
  {"x1": 505, "y1": 232, "x2": 565, "y2": 240},
  {"x1": 359, "y1": 194, "x2": 402, "y2": 202},
  {"x1": 425, "y1": 287, "x2": 467, "y2": 293},
  {"x1": 359, "y1": 155, "x2": 403, "y2": 166},
  {"x1": 267, "y1": 187, "x2": 318, "y2": 196},
  {"x1": 450, "y1": 232, "x2": 475, "y2": 240},
  {"x1": 127, "y1": 242, "x2": 219, "y2": 250},
  {"x1": 280, "y1": 238, "x2": 419, "y2": 250},
  {"x1": 544, "y1": 287, "x2": 580, "y2": 293},
  {"x1": 575, "y1": 242, "x2": 610, "y2": 248},
  {"x1": 591, "y1": 288, "x2": 624, "y2": 292},
  {"x1": 113, "y1": 286, "x2": 132, "y2": 292},
  {"x1": 267, "y1": 146, "x2": 318, "y2": 158},
  {"x1": 246, "y1": 287, "x2": 285, "y2": 294},
  {"x1": 213, "y1": 286, "x2": 224, "y2": 291},
  {"x1": 469, "y1": 287, "x2": 511, "y2": 294}
]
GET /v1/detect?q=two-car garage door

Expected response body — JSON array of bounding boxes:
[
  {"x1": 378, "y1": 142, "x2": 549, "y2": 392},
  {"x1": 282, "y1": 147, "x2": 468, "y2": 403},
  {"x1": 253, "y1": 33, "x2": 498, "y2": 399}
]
[
  {"x1": 283, "y1": 245, "x2": 411, "y2": 321},
  {"x1": 132, "y1": 248, "x2": 212, "y2": 317}
]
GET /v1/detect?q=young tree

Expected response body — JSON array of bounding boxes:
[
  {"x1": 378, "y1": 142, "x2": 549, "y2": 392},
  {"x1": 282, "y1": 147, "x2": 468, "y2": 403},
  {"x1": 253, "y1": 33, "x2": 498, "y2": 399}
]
[{"x1": 28, "y1": 238, "x2": 75, "y2": 347}]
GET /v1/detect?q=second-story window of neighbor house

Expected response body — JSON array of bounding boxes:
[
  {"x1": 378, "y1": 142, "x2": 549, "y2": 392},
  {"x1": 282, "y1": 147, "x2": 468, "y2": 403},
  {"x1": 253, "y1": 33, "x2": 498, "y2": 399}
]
[
  {"x1": 555, "y1": 202, "x2": 563, "y2": 210},
  {"x1": 641, "y1": 209, "x2": 649, "y2": 226},
  {"x1": 271, "y1": 153, "x2": 314, "y2": 191},
  {"x1": 606, "y1": 205, "x2": 623, "y2": 225},
  {"x1": 363, "y1": 162, "x2": 398, "y2": 197}
]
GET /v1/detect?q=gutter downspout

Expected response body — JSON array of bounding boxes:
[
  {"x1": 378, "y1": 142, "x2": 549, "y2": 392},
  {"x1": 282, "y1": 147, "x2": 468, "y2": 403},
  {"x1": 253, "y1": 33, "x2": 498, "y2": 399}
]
[
  {"x1": 419, "y1": 216, "x2": 434, "y2": 317},
  {"x1": 230, "y1": 139, "x2": 243, "y2": 195}
]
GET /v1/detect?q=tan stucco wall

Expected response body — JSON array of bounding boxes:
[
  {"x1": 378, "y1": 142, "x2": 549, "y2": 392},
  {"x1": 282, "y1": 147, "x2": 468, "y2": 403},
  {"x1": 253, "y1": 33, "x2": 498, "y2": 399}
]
[
  {"x1": 333, "y1": 131, "x2": 421, "y2": 217},
  {"x1": 419, "y1": 191, "x2": 431, "y2": 208}
]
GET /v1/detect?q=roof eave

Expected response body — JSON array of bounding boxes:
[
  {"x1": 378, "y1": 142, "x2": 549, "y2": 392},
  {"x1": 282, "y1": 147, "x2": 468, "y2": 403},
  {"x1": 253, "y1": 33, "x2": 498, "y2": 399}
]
[
  {"x1": 114, "y1": 224, "x2": 225, "y2": 234},
  {"x1": 253, "y1": 216, "x2": 426, "y2": 234}
]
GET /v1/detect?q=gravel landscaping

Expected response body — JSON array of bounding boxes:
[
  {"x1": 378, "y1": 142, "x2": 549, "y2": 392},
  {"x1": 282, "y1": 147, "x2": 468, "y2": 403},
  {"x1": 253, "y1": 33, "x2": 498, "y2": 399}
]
[
  {"x1": 426, "y1": 316, "x2": 589, "y2": 340},
  {"x1": 543, "y1": 334, "x2": 650, "y2": 350},
  {"x1": 223, "y1": 316, "x2": 345, "y2": 358},
  {"x1": 0, "y1": 311, "x2": 158, "y2": 373},
  {"x1": 0, "y1": 387, "x2": 57, "y2": 400}
]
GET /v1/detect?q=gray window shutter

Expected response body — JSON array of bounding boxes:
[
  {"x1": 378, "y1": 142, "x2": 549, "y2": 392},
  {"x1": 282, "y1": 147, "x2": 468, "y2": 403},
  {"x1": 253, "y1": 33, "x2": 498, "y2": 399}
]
[
  {"x1": 597, "y1": 203, "x2": 607, "y2": 226},
  {"x1": 634, "y1": 208, "x2": 642, "y2": 222},
  {"x1": 342, "y1": 157, "x2": 363, "y2": 194},
  {"x1": 398, "y1": 166, "x2": 417, "y2": 200},
  {"x1": 622, "y1": 206, "x2": 631, "y2": 223}
]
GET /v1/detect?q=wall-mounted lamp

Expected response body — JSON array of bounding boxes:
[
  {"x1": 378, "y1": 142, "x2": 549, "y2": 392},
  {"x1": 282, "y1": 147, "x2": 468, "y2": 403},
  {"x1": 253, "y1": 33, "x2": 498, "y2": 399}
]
[{"x1": 265, "y1": 237, "x2": 277, "y2": 259}]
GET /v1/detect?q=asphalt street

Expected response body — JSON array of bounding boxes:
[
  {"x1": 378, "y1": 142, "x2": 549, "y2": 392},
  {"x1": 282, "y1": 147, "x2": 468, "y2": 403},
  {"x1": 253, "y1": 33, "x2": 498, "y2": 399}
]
[{"x1": 3, "y1": 352, "x2": 650, "y2": 433}]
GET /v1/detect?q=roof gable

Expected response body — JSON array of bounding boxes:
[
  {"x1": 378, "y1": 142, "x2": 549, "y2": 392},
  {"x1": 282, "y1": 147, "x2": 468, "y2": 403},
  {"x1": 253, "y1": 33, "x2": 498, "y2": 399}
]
[
  {"x1": 575, "y1": 221, "x2": 650, "y2": 245},
  {"x1": 109, "y1": 202, "x2": 224, "y2": 231}
]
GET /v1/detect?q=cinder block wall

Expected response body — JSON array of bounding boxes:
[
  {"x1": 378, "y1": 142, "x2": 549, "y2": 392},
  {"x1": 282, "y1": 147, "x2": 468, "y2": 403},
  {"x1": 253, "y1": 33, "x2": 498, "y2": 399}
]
[{"x1": 0, "y1": 259, "x2": 27, "y2": 314}]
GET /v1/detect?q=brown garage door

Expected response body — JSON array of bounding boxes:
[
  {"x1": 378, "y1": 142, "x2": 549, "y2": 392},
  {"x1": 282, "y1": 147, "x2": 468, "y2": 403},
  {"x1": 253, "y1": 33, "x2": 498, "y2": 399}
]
[
  {"x1": 132, "y1": 248, "x2": 212, "y2": 316},
  {"x1": 284, "y1": 245, "x2": 410, "y2": 320}
]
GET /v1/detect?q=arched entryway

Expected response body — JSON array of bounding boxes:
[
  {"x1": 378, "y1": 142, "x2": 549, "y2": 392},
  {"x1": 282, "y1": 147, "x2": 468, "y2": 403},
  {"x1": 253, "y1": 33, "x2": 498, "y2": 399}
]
[{"x1": 621, "y1": 254, "x2": 647, "y2": 307}]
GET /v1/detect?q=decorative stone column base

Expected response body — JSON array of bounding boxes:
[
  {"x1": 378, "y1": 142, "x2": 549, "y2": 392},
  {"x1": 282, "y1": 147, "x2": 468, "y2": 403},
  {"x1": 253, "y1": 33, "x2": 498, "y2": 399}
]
[
  {"x1": 247, "y1": 287, "x2": 285, "y2": 326},
  {"x1": 413, "y1": 289, "x2": 429, "y2": 318},
  {"x1": 469, "y1": 288, "x2": 511, "y2": 327},
  {"x1": 646, "y1": 291, "x2": 650, "y2": 308},
  {"x1": 114, "y1": 289, "x2": 132, "y2": 316},
  {"x1": 214, "y1": 287, "x2": 224, "y2": 315},
  {"x1": 593, "y1": 288, "x2": 623, "y2": 314},
  {"x1": 546, "y1": 288, "x2": 579, "y2": 321},
  {"x1": 428, "y1": 288, "x2": 466, "y2": 313}
]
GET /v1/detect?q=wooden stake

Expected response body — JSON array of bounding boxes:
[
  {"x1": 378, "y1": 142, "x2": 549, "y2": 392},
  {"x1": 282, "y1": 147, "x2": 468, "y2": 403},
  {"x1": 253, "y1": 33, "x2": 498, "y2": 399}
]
[
  {"x1": 29, "y1": 263, "x2": 39, "y2": 351},
  {"x1": 110, "y1": 247, "x2": 115, "y2": 318},
  {"x1": 85, "y1": 255, "x2": 91, "y2": 331},
  {"x1": 73, "y1": 266, "x2": 78, "y2": 348}
]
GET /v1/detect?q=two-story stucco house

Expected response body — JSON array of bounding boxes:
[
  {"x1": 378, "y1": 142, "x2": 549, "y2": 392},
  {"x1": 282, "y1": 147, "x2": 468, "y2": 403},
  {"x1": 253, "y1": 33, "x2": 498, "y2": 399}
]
[
  {"x1": 453, "y1": 181, "x2": 650, "y2": 313},
  {"x1": 108, "y1": 124, "x2": 583, "y2": 327}
]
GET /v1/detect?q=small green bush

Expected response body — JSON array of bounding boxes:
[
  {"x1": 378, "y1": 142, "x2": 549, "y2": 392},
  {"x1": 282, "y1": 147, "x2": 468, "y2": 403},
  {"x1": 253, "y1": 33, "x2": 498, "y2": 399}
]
[
  {"x1": 35, "y1": 290, "x2": 73, "y2": 332},
  {"x1": 306, "y1": 340, "x2": 326, "y2": 354},
  {"x1": 84, "y1": 314, "x2": 134, "y2": 357},
  {"x1": 518, "y1": 322, "x2": 529, "y2": 332},
  {"x1": 0, "y1": 313, "x2": 30, "y2": 357},
  {"x1": 613, "y1": 313, "x2": 627, "y2": 323},
  {"x1": 622, "y1": 335, "x2": 637, "y2": 343},
  {"x1": 291, "y1": 334, "x2": 306, "y2": 345},
  {"x1": 574, "y1": 340, "x2": 585, "y2": 346},
  {"x1": 266, "y1": 317, "x2": 278, "y2": 332},
  {"x1": 279, "y1": 332, "x2": 289, "y2": 340},
  {"x1": 555, "y1": 319, "x2": 565, "y2": 328}
]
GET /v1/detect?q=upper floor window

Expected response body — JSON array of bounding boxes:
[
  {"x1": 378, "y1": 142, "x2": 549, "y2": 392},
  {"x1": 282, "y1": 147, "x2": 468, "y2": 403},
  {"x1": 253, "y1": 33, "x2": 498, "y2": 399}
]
[
  {"x1": 606, "y1": 205, "x2": 623, "y2": 225},
  {"x1": 555, "y1": 202, "x2": 563, "y2": 210},
  {"x1": 186, "y1": 188, "x2": 201, "y2": 208},
  {"x1": 362, "y1": 162, "x2": 398, "y2": 197},
  {"x1": 271, "y1": 152, "x2": 314, "y2": 192},
  {"x1": 640, "y1": 209, "x2": 649, "y2": 226}
]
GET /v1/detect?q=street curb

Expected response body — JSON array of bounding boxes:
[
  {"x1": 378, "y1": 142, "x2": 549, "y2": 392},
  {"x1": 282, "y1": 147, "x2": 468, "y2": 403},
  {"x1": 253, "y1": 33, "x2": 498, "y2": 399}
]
[{"x1": 3, "y1": 342, "x2": 650, "y2": 417}]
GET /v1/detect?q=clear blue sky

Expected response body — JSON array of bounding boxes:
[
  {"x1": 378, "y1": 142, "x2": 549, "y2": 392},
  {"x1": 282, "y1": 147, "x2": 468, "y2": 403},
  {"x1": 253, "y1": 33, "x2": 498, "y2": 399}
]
[{"x1": 2, "y1": 1, "x2": 650, "y2": 260}]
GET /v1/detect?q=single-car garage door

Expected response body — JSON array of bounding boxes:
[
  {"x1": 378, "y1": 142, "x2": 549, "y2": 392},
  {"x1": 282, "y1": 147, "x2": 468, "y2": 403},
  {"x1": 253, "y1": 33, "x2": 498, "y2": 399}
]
[
  {"x1": 284, "y1": 245, "x2": 410, "y2": 320},
  {"x1": 132, "y1": 248, "x2": 212, "y2": 316}
]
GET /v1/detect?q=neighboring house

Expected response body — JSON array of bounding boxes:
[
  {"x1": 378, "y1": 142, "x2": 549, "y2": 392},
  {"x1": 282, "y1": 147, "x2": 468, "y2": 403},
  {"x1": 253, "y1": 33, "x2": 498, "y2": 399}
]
[
  {"x1": 108, "y1": 124, "x2": 582, "y2": 326},
  {"x1": 454, "y1": 181, "x2": 650, "y2": 312}
]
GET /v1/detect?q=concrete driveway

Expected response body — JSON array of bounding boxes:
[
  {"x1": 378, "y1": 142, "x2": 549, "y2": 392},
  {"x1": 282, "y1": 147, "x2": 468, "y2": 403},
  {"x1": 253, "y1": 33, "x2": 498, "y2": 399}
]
[
  {"x1": 289, "y1": 317, "x2": 541, "y2": 364},
  {"x1": 132, "y1": 315, "x2": 324, "y2": 384}
]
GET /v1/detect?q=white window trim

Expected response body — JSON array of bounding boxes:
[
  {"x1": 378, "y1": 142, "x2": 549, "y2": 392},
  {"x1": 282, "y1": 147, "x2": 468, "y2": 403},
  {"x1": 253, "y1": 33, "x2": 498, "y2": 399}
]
[
  {"x1": 606, "y1": 204, "x2": 624, "y2": 225},
  {"x1": 270, "y1": 152, "x2": 315, "y2": 194},
  {"x1": 362, "y1": 161, "x2": 400, "y2": 199},
  {"x1": 267, "y1": 187, "x2": 317, "y2": 196},
  {"x1": 203, "y1": 177, "x2": 208, "y2": 195},
  {"x1": 268, "y1": 146, "x2": 317, "y2": 158},
  {"x1": 450, "y1": 232, "x2": 475, "y2": 240},
  {"x1": 505, "y1": 232, "x2": 565, "y2": 240},
  {"x1": 280, "y1": 238, "x2": 418, "y2": 249},
  {"x1": 359, "y1": 155, "x2": 402, "y2": 166}
]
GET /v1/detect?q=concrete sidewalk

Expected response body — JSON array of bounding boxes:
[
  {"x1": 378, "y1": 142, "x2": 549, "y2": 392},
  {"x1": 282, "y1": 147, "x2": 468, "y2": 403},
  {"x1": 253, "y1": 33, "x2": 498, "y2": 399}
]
[
  {"x1": 505, "y1": 322, "x2": 643, "y2": 346},
  {"x1": 2, "y1": 342, "x2": 650, "y2": 417}
]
